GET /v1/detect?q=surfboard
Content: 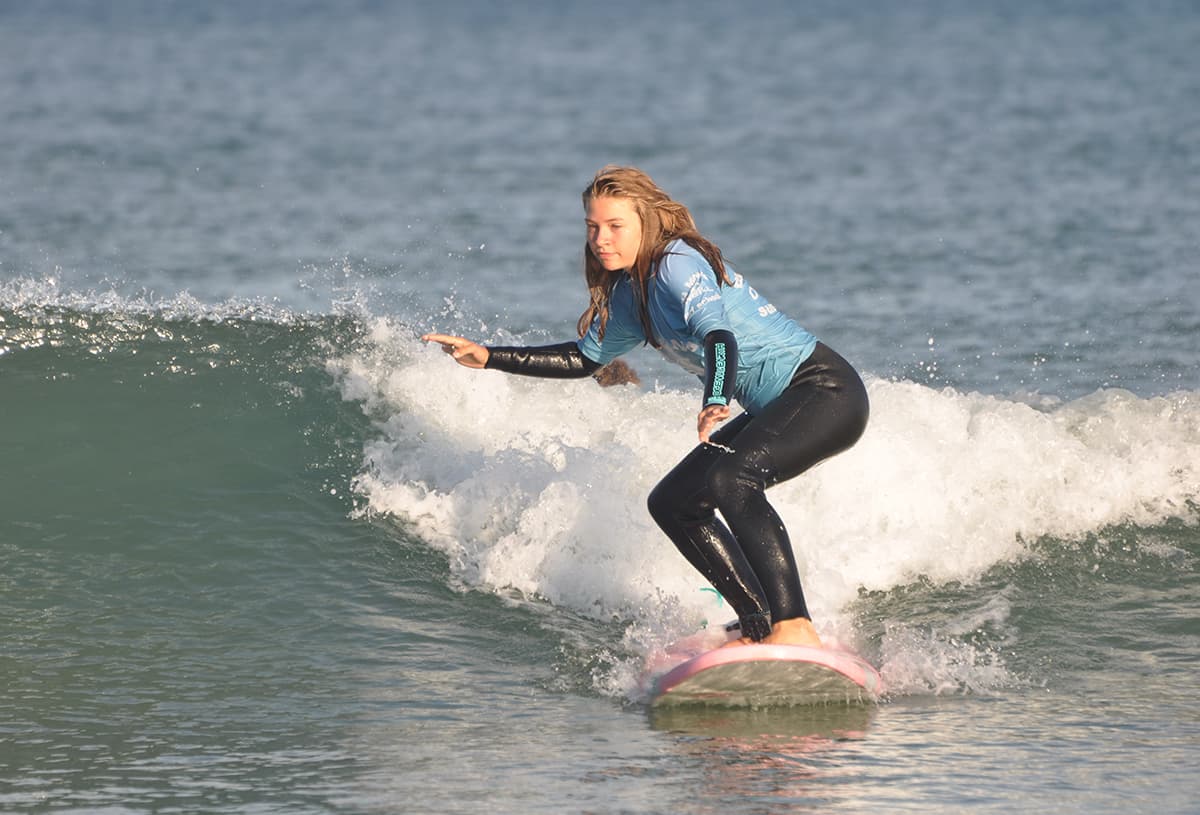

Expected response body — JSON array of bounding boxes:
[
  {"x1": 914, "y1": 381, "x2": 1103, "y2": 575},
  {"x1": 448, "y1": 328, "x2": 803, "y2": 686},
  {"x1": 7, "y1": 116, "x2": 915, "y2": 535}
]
[{"x1": 649, "y1": 639, "x2": 884, "y2": 707}]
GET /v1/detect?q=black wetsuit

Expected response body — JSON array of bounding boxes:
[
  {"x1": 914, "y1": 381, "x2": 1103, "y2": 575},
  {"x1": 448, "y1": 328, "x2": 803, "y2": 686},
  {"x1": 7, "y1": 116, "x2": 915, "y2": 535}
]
[
  {"x1": 485, "y1": 339, "x2": 869, "y2": 641},
  {"x1": 647, "y1": 341, "x2": 868, "y2": 638}
]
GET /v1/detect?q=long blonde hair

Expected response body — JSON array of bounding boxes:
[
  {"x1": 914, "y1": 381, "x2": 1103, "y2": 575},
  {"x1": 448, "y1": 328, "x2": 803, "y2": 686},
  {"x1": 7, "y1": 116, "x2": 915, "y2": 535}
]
[{"x1": 577, "y1": 165, "x2": 730, "y2": 346}]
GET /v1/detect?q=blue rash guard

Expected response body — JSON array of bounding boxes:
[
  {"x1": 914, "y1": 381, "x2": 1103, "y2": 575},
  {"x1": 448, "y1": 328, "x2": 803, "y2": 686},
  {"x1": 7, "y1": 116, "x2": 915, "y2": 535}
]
[{"x1": 576, "y1": 240, "x2": 819, "y2": 414}]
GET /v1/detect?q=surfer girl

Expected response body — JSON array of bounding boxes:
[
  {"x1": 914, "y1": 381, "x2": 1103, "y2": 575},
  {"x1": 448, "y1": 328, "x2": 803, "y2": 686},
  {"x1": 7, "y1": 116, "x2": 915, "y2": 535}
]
[{"x1": 422, "y1": 166, "x2": 869, "y2": 648}]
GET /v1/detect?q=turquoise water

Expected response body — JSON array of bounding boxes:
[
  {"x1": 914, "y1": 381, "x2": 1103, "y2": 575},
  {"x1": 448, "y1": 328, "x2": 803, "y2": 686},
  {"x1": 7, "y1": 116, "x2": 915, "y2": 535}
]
[{"x1": 2, "y1": 2, "x2": 1198, "y2": 813}]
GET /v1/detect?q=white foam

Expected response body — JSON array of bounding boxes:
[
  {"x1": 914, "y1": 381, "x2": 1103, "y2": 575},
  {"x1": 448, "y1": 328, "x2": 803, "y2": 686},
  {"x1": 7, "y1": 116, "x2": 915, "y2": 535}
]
[{"x1": 330, "y1": 319, "x2": 1200, "y2": 697}]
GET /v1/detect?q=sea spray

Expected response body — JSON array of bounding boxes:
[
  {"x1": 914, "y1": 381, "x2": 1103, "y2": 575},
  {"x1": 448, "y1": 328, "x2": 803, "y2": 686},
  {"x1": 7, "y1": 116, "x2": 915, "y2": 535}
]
[{"x1": 330, "y1": 320, "x2": 1200, "y2": 698}]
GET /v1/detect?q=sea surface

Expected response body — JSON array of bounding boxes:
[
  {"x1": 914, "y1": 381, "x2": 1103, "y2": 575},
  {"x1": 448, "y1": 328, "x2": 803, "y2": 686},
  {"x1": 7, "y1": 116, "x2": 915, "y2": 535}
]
[{"x1": 2, "y1": 1, "x2": 1198, "y2": 813}]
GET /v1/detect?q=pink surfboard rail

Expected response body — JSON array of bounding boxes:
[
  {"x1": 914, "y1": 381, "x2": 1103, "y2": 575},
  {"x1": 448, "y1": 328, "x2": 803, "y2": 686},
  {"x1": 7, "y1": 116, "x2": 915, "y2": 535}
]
[{"x1": 650, "y1": 643, "x2": 885, "y2": 706}]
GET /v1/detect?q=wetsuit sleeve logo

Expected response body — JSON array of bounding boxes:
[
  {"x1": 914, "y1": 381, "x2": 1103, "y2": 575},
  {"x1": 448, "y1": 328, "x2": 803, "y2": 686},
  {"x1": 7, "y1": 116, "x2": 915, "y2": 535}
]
[{"x1": 706, "y1": 343, "x2": 728, "y2": 406}]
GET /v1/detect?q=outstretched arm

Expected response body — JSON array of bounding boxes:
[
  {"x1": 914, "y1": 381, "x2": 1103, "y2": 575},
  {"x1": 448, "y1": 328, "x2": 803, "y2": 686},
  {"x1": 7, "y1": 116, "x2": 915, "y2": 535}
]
[
  {"x1": 421, "y1": 334, "x2": 602, "y2": 378},
  {"x1": 422, "y1": 333, "x2": 490, "y2": 368}
]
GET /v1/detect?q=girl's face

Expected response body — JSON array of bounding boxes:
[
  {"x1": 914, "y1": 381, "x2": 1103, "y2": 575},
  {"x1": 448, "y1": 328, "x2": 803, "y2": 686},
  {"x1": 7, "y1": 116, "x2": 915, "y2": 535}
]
[{"x1": 586, "y1": 196, "x2": 642, "y2": 272}]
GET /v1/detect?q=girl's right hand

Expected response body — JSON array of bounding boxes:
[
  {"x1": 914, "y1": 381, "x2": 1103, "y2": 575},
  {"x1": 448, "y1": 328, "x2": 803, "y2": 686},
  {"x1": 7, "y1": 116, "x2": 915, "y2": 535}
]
[{"x1": 421, "y1": 333, "x2": 490, "y2": 369}]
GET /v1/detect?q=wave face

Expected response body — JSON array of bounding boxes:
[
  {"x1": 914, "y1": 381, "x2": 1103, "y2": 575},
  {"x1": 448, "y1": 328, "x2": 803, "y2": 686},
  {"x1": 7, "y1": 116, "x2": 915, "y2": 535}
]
[
  {"x1": 329, "y1": 316, "x2": 1200, "y2": 696},
  {"x1": 7, "y1": 289, "x2": 1196, "y2": 703}
]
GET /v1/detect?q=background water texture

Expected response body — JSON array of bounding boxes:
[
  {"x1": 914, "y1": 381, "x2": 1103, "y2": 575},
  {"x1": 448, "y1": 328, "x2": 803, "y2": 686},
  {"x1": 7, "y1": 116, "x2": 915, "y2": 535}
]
[{"x1": 2, "y1": 2, "x2": 1198, "y2": 813}]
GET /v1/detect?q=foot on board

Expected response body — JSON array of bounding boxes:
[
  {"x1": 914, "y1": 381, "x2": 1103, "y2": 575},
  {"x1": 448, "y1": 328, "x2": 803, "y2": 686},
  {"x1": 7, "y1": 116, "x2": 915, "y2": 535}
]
[{"x1": 720, "y1": 616, "x2": 823, "y2": 648}]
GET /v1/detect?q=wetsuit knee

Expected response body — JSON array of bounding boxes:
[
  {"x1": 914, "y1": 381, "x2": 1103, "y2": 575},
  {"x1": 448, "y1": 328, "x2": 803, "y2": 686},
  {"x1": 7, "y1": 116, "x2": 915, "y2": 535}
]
[
  {"x1": 703, "y1": 453, "x2": 765, "y2": 504},
  {"x1": 645, "y1": 483, "x2": 671, "y2": 529},
  {"x1": 647, "y1": 453, "x2": 722, "y2": 530}
]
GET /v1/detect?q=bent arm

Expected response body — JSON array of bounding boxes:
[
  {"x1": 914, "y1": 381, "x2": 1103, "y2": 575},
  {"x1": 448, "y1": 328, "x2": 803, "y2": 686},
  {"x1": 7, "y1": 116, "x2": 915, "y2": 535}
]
[
  {"x1": 701, "y1": 329, "x2": 738, "y2": 407},
  {"x1": 696, "y1": 330, "x2": 738, "y2": 444},
  {"x1": 485, "y1": 341, "x2": 603, "y2": 378}
]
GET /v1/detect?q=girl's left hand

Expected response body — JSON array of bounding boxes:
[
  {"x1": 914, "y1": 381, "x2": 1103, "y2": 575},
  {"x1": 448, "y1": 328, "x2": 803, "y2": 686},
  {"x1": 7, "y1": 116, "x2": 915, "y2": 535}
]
[{"x1": 697, "y1": 404, "x2": 731, "y2": 444}]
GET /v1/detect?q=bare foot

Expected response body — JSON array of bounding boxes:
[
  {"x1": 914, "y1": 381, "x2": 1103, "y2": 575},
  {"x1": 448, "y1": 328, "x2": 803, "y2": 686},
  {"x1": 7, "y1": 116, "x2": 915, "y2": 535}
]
[
  {"x1": 717, "y1": 617, "x2": 823, "y2": 648},
  {"x1": 762, "y1": 617, "x2": 823, "y2": 648}
]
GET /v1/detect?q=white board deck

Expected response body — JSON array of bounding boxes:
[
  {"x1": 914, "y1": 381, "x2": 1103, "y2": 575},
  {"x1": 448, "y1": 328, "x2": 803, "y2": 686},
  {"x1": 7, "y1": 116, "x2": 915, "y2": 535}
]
[{"x1": 650, "y1": 643, "x2": 884, "y2": 707}]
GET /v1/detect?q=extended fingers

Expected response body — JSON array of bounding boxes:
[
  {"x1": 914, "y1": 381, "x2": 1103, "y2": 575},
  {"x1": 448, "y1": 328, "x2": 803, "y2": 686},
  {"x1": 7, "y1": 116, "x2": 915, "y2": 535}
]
[
  {"x1": 421, "y1": 333, "x2": 468, "y2": 354},
  {"x1": 421, "y1": 332, "x2": 489, "y2": 369}
]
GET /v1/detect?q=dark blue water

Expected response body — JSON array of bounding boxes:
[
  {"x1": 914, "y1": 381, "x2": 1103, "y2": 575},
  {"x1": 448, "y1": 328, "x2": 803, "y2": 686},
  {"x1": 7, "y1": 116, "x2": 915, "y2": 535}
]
[{"x1": 2, "y1": 2, "x2": 1198, "y2": 812}]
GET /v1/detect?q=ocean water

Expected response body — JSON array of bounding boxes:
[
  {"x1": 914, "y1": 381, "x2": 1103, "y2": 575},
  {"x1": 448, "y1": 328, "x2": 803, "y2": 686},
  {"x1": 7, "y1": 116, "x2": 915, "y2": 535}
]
[{"x1": 2, "y1": 1, "x2": 1198, "y2": 813}]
